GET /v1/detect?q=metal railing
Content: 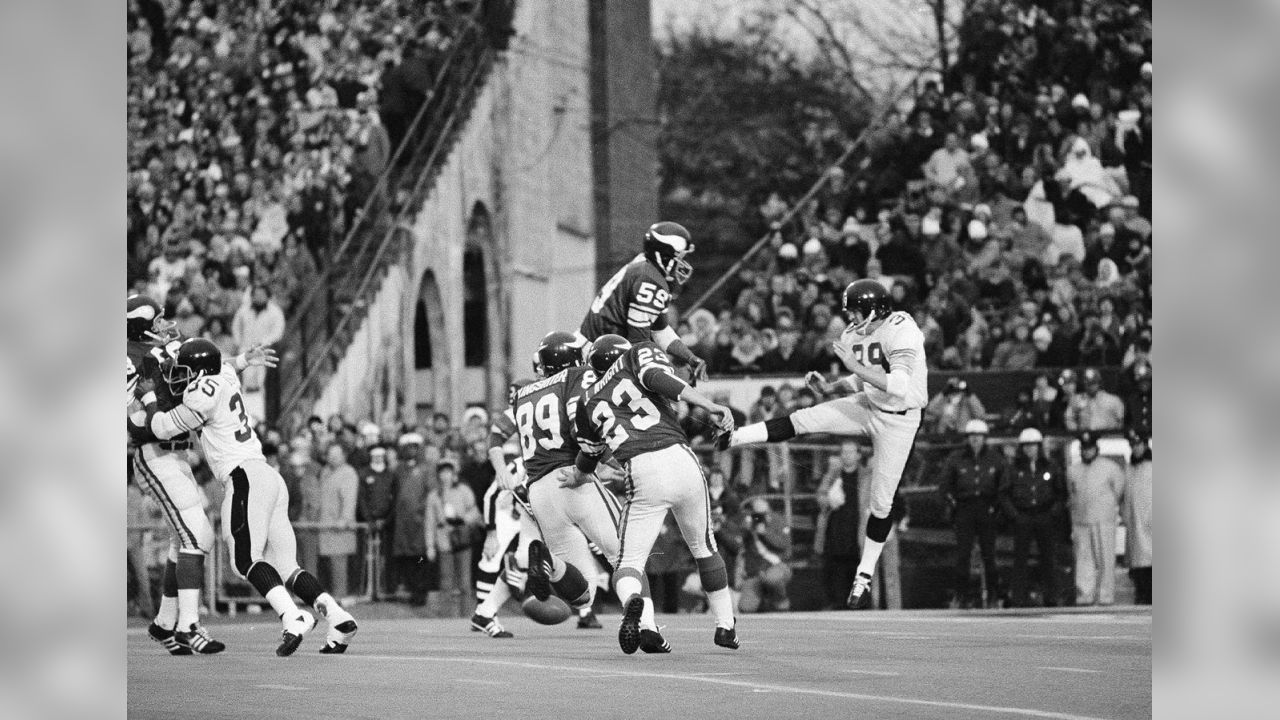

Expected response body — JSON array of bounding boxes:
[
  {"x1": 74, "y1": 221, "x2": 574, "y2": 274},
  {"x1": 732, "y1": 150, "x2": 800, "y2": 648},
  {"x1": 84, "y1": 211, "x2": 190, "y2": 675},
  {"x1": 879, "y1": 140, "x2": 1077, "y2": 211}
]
[
  {"x1": 128, "y1": 521, "x2": 386, "y2": 615},
  {"x1": 275, "y1": 7, "x2": 501, "y2": 430}
]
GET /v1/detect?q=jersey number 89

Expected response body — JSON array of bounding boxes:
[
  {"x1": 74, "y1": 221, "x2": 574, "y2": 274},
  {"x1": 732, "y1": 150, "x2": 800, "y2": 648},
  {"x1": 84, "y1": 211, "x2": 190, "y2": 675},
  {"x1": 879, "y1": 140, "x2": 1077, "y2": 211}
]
[{"x1": 515, "y1": 394, "x2": 564, "y2": 459}]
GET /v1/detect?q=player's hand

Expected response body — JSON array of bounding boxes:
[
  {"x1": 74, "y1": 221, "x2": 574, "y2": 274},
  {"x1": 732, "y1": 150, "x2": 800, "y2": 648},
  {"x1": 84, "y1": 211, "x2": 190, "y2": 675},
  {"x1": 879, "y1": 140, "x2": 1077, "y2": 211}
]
[
  {"x1": 495, "y1": 468, "x2": 517, "y2": 494},
  {"x1": 708, "y1": 404, "x2": 735, "y2": 434},
  {"x1": 805, "y1": 371, "x2": 830, "y2": 396},
  {"x1": 426, "y1": 544, "x2": 438, "y2": 562},
  {"x1": 560, "y1": 468, "x2": 595, "y2": 489},
  {"x1": 831, "y1": 341, "x2": 854, "y2": 367},
  {"x1": 243, "y1": 344, "x2": 279, "y2": 368},
  {"x1": 483, "y1": 532, "x2": 498, "y2": 559},
  {"x1": 688, "y1": 355, "x2": 709, "y2": 385}
]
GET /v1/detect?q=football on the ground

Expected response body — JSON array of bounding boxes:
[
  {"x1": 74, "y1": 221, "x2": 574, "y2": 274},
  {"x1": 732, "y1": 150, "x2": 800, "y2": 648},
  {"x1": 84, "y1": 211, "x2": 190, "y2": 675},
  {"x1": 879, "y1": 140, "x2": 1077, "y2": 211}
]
[{"x1": 521, "y1": 595, "x2": 572, "y2": 625}]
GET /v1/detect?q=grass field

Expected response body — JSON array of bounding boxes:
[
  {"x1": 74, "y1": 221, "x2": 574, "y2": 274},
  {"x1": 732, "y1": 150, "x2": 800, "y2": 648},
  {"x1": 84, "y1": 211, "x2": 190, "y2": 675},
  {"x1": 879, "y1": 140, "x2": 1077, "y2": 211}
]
[{"x1": 128, "y1": 606, "x2": 1150, "y2": 720}]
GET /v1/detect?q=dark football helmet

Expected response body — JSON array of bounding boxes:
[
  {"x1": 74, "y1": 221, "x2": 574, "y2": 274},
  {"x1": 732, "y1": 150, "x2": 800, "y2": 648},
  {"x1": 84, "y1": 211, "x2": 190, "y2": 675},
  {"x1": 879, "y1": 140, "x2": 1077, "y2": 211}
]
[
  {"x1": 643, "y1": 221, "x2": 694, "y2": 285},
  {"x1": 127, "y1": 294, "x2": 178, "y2": 343},
  {"x1": 507, "y1": 377, "x2": 534, "y2": 406},
  {"x1": 537, "y1": 331, "x2": 586, "y2": 377},
  {"x1": 164, "y1": 338, "x2": 222, "y2": 396},
  {"x1": 587, "y1": 334, "x2": 632, "y2": 374},
  {"x1": 842, "y1": 279, "x2": 893, "y2": 335}
]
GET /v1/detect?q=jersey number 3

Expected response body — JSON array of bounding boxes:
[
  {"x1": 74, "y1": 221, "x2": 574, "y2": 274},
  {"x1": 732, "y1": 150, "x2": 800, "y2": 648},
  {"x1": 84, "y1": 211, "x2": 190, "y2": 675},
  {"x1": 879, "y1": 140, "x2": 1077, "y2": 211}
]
[{"x1": 229, "y1": 393, "x2": 252, "y2": 442}]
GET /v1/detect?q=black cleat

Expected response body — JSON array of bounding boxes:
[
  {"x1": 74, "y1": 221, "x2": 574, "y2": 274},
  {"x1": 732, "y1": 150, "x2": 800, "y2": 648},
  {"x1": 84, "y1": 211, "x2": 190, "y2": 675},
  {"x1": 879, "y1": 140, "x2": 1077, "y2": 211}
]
[
  {"x1": 276, "y1": 612, "x2": 315, "y2": 657},
  {"x1": 527, "y1": 540, "x2": 552, "y2": 602},
  {"x1": 148, "y1": 622, "x2": 192, "y2": 656},
  {"x1": 714, "y1": 626, "x2": 740, "y2": 650},
  {"x1": 714, "y1": 430, "x2": 733, "y2": 452},
  {"x1": 319, "y1": 620, "x2": 359, "y2": 653},
  {"x1": 173, "y1": 623, "x2": 226, "y2": 654},
  {"x1": 577, "y1": 610, "x2": 602, "y2": 629},
  {"x1": 640, "y1": 628, "x2": 672, "y2": 653},
  {"x1": 846, "y1": 572, "x2": 873, "y2": 609},
  {"x1": 618, "y1": 596, "x2": 644, "y2": 655},
  {"x1": 470, "y1": 614, "x2": 514, "y2": 639}
]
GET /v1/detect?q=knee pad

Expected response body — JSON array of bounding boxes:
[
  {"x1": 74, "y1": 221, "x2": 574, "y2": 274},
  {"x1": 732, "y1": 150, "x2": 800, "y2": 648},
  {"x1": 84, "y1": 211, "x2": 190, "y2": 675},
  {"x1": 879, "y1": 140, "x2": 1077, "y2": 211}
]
[
  {"x1": 865, "y1": 513, "x2": 894, "y2": 544},
  {"x1": 695, "y1": 553, "x2": 729, "y2": 592}
]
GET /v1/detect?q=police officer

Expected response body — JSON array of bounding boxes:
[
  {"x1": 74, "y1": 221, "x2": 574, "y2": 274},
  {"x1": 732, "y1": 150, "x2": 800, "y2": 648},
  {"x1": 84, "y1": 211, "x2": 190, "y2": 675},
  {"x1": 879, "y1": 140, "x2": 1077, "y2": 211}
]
[
  {"x1": 939, "y1": 419, "x2": 1005, "y2": 608},
  {"x1": 1000, "y1": 427, "x2": 1068, "y2": 607}
]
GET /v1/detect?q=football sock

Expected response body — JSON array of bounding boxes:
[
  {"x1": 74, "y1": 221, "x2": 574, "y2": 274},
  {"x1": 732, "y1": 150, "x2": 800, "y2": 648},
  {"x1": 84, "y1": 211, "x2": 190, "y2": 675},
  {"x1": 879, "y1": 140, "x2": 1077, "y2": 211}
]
[
  {"x1": 638, "y1": 573, "x2": 656, "y2": 629},
  {"x1": 552, "y1": 562, "x2": 591, "y2": 608},
  {"x1": 614, "y1": 567, "x2": 644, "y2": 610},
  {"x1": 503, "y1": 558, "x2": 528, "y2": 594},
  {"x1": 548, "y1": 554, "x2": 568, "y2": 583},
  {"x1": 730, "y1": 423, "x2": 767, "y2": 447},
  {"x1": 764, "y1": 416, "x2": 798, "y2": 442},
  {"x1": 246, "y1": 562, "x2": 298, "y2": 617},
  {"x1": 476, "y1": 573, "x2": 513, "y2": 618},
  {"x1": 286, "y1": 569, "x2": 324, "y2": 607},
  {"x1": 474, "y1": 568, "x2": 498, "y2": 604},
  {"x1": 696, "y1": 555, "x2": 735, "y2": 629},
  {"x1": 155, "y1": 560, "x2": 179, "y2": 628},
  {"x1": 857, "y1": 513, "x2": 893, "y2": 577},
  {"x1": 176, "y1": 551, "x2": 204, "y2": 629}
]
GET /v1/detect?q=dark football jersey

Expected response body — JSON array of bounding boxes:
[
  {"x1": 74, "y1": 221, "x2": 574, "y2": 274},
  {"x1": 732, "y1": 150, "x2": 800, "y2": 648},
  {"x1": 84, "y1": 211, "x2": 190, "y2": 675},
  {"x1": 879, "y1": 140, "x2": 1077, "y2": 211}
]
[
  {"x1": 576, "y1": 341, "x2": 687, "y2": 463},
  {"x1": 127, "y1": 338, "x2": 188, "y2": 439},
  {"x1": 579, "y1": 255, "x2": 672, "y2": 342},
  {"x1": 513, "y1": 365, "x2": 594, "y2": 483}
]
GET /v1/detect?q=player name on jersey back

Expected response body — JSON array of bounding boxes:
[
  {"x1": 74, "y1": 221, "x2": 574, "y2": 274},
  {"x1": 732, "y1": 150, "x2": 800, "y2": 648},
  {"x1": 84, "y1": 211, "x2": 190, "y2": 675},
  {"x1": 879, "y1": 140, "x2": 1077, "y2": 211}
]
[
  {"x1": 835, "y1": 311, "x2": 929, "y2": 412},
  {"x1": 578, "y1": 343, "x2": 686, "y2": 463}
]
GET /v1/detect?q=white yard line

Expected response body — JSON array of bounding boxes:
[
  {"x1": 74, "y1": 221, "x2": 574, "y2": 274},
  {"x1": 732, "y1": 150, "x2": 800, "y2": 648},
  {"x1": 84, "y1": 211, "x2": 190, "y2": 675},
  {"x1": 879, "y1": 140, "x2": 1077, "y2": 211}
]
[{"x1": 343, "y1": 653, "x2": 1120, "y2": 720}]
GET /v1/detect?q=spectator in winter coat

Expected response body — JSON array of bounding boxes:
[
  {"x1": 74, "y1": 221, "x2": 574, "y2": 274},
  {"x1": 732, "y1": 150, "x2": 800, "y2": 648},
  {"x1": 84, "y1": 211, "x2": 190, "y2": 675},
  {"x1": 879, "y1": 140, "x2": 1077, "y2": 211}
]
[
  {"x1": 1066, "y1": 433, "x2": 1125, "y2": 605},
  {"x1": 356, "y1": 444, "x2": 398, "y2": 598},
  {"x1": 738, "y1": 498, "x2": 792, "y2": 613},
  {"x1": 815, "y1": 443, "x2": 864, "y2": 609},
  {"x1": 1121, "y1": 428, "x2": 1152, "y2": 604},
  {"x1": 939, "y1": 420, "x2": 1005, "y2": 607},
  {"x1": 1065, "y1": 367, "x2": 1126, "y2": 431},
  {"x1": 319, "y1": 443, "x2": 359, "y2": 597}
]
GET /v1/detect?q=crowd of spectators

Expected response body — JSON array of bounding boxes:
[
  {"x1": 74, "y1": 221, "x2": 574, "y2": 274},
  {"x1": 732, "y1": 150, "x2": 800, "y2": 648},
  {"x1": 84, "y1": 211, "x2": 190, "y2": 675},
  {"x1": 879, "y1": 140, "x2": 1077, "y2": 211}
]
[
  {"x1": 680, "y1": 0, "x2": 1152, "y2": 394},
  {"x1": 127, "y1": 0, "x2": 478, "y2": 366}
]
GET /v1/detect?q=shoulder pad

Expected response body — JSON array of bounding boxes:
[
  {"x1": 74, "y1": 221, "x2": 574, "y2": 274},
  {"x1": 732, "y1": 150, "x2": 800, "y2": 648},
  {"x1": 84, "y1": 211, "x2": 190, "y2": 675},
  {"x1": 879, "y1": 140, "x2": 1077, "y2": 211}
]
[{"x1": 182, "y1": 378, "x2": 221, "y2": 414}]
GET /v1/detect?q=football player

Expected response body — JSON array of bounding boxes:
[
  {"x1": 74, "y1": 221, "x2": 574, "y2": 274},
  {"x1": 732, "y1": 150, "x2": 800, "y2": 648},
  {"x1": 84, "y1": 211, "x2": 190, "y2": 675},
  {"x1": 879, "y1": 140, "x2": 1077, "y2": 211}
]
[
  {"x1": 579, "y1": 222, "x2": 708, "y2": 382},
  {"x1": 470, "y1": 378, "x2": 535, "y2": 638},
  {"x1": 127, "y1": 295, "x2": 226, "y2": 655},
  {"x1": 574, "y1": 334, "x2": 740, "y2": 653},
  {"x1": 718, "y1": 280, "x2": 928, "y2": 609},
  {"x1": 512, "y1": 332, "x2": 671, "y2": 648},
  {"x1": 139, "y1": 338, "x2": 358, "y2": 656}
]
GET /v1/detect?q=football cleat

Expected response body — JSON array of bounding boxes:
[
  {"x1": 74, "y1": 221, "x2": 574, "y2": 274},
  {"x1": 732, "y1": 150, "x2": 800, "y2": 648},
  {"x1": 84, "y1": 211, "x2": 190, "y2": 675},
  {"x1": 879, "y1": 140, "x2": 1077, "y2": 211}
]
[
  {"x1": 713, "y1": 626, "x2": 740, "y2": 650},
  {"x1": 640, "y1": 628, "x2": 672, "y2": 654},
  {"x1": 173, "y1": 623, "x2": 226, "y2": 654},
  {"x1": 714, "y1": 430, "x2": 733, "y2": 452},
  {"x1": 319, "y1": 620, "x2": 359, "y2": 654},
  {"x1": 147, "y1": 622, "x2": 192, "y2": 656},
  {"x1": 846, "y1": 572, "x2": 873, "y2": 610},
  {"x1": 317, "y1": 600, "x2": 358, "y2": 654},
  {"x1": 618, "y1": 596, "x2": 644, "y2": 655},
  {"x1": 577, "y1": 610, "x2": 602, "y2": 629},
  {"x1": 527, "y1": 540, "x2": 552, "y2": 602},
  {"x1": 277, "y1": 611, "x2": 315, "y2": 657},
  {"x1": 470, "y1": 613, "x2": 514, "y2": 639}
]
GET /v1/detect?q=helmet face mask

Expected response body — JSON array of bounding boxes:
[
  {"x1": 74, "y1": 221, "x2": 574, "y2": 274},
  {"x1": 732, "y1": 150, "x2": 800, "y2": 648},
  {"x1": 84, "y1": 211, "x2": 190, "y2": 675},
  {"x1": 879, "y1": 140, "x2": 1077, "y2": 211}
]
[
  {"x1": 127, "y1": 294, "x2": 179, "y2": 343},
  {"x1": 842, "y1": 280, "x2": 892, "y2": 336},
  {"x1": 165, "y1": 338, "x2": 222, "y2": 396},
  {"x1": 644, "y1": 222, "x2": 694, "y2": 285}
]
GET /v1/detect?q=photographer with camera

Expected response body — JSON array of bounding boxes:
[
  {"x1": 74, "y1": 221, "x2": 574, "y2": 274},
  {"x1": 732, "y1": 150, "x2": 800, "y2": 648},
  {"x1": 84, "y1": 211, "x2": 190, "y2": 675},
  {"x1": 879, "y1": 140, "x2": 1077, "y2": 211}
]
[
  {"x1": 924, "y1": 377, "x2": 987, "y2": 435},
  {"x1": 737, "y1": 498, "x2": 792, "y2": 613}
]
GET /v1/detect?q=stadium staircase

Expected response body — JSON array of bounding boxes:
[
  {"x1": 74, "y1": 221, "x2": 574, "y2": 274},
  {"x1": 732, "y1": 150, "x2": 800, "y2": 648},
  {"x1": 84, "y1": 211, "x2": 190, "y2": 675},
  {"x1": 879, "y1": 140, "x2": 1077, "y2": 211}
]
[{"x1": 272, "y1": 7, "x2": 504, "y2": 432}]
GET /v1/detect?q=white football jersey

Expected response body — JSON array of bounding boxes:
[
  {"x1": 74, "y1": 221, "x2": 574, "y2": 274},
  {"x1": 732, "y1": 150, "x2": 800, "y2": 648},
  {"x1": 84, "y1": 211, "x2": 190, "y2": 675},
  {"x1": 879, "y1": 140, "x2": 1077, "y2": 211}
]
[
  {"x1": 151, "y1": 364, "x2": 264, "y2": 481},
  {"x1": 834, "y1": 310, "x2": 929, "y2": 412}
]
